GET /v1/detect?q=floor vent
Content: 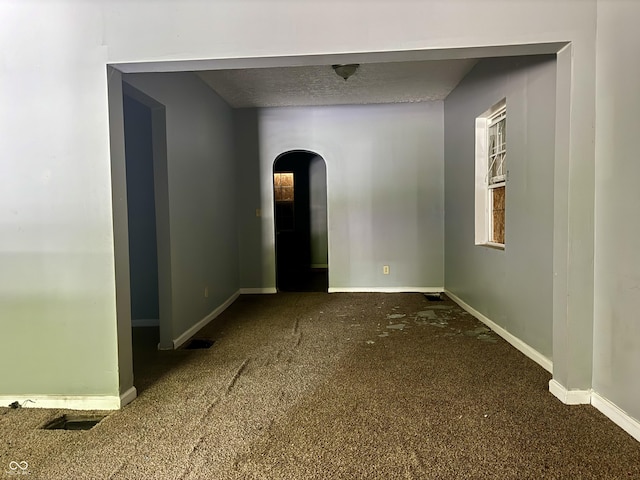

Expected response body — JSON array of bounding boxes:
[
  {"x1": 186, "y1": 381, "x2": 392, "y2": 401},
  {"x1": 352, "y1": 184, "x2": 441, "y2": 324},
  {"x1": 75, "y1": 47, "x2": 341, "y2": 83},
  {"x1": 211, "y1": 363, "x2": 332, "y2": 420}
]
[
  {"x1": 42, "y1": 414, "x2": 106, "y2": 431},
  {"x1": 424, "y1": 293, "x2": 443, "y2": 302},
  {"x1": 184, "y1": 338, "x2": 214, "y2": 349}
]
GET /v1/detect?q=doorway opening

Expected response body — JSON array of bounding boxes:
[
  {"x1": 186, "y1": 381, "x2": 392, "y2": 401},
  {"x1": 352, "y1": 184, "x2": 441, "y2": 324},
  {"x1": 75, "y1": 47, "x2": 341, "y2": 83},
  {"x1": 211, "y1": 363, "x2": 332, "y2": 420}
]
[
  {"x1": 119, "y1": 81, "x2": 174, "y2": 395},
  {"x1": 273, "y1": 151, "x2": 328, "y2": 292},
  {"x1": 123, "y1": 93, "x2": 160, "y2": 330}
]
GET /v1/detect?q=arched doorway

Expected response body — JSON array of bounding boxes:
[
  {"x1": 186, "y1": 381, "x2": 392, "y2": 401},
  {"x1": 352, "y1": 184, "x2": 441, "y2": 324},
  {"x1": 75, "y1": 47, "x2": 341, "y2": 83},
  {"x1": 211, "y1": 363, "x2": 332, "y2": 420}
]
[{"x1": 273, "y1": 151, "x2": 328, "y2": 292}]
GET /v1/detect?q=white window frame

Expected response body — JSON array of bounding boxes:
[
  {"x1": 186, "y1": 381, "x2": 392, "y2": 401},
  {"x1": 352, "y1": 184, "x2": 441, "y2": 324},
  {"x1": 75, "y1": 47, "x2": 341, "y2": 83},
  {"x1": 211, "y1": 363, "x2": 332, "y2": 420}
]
[{"x1": 475, "y1": 98, "x2": 506, "y2": 248}]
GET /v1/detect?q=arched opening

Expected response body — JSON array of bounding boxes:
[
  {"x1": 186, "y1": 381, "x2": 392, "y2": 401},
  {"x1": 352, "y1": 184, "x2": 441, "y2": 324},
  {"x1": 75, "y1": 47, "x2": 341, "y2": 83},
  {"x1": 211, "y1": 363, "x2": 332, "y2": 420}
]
[{"x1": 273, "y1": 151, "x2": 328, "y2": 292}]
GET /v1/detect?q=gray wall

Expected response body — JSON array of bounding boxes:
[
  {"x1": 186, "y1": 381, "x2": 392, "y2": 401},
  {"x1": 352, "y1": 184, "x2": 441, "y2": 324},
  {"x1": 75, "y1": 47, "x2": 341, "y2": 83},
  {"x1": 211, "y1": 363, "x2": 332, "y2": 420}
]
[
  {"x1": 444, "y1": 56, "x2": 557, "y2": 359},
  {"x1": 123, "y1": 72, "x2": 239, "y2": 345},
  {"x1": 234, "y1": 109, "x2": 266, "y2": 290},
  {"x1": 593, "y1": 1, "x2": 640, "y2": 424},
  {"x1": 238, "y1": 102, "x2": 445, "y2": 291},
  {"x1": 309, "y1": 155, "x2": 328, "y2": 268}
]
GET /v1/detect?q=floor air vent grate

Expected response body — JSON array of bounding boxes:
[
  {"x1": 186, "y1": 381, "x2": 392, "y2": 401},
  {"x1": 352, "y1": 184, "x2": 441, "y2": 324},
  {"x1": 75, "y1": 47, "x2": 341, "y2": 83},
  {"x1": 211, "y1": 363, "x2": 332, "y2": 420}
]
[
  {"x1": 42, "y1": 414, "x2": 106, "y2": 431},
  {"x1": 424, "y1": 293, "x2": 443, "y2": 302},
  {"x1": 184, "y1": 338, "x2": 214, "y2": 349}
]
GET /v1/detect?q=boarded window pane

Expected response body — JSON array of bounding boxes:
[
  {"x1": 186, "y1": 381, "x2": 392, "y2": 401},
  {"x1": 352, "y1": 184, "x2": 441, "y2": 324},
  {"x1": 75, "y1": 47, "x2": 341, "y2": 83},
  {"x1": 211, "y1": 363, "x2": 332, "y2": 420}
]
[
  {"x1": 274, "y1": 173, "x2": 294, "y2": 202},
  {"x1": 492, "y1": 186, "x2": 505, "y2": 244}
]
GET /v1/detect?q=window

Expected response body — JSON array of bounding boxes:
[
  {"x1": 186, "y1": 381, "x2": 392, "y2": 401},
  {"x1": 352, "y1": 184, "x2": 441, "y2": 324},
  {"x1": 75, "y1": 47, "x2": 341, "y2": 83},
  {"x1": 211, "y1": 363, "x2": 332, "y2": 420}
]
[{"x1": 475, "y1": 99, "x2": 506, "y2": 247}]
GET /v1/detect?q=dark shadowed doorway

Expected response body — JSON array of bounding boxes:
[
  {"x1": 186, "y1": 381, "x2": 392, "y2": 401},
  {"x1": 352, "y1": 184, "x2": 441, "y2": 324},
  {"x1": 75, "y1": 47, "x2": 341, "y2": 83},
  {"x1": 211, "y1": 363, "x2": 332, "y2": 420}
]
[{"x1": 273, "y1": 151, "x2": 328, "y2": 292}]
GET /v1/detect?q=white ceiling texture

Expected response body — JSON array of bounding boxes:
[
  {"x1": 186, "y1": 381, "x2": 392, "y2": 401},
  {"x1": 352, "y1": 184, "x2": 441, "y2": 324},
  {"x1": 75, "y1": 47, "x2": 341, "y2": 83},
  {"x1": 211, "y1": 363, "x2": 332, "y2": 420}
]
[{"x1": 196, "y1": 59, "x2": 478, "y2": 108}]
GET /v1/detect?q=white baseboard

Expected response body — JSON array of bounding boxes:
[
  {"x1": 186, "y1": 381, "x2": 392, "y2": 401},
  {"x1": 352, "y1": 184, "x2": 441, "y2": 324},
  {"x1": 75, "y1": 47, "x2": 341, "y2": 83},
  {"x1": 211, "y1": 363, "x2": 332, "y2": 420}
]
[
  {"x1": 548, "y1": 384, "x2": 640, "y2": 443},
  {"x1": 131, "y1": 318, "x2": 159, "y2": 327},
  {"x1": 172, "y1": 290, "x2": 240, "y2": 349},
  {"x1": 591, "y1": 391, "x2": 640, "y2": 442},
  {"x1": 310, "y1": 264, "x2": 329, "y2": 269},
  {"x1": 239, "y1": 288, "x2": 277, "y2": 294},
  {"x1": 328, "y1": 286, "x2": 444, "y2": 294},
  {"x1": 445, "y1": 289, "x2": 553, "y2": 373},
  {"x1": 119, "y1": 386, "x2": 137, "y2": 408},
  {"x1": 0, "y1": 389, "x2": 137, "y2": 411},
  {"x1": 548, "y1": 379, "x2": 591, "y2": 405}
]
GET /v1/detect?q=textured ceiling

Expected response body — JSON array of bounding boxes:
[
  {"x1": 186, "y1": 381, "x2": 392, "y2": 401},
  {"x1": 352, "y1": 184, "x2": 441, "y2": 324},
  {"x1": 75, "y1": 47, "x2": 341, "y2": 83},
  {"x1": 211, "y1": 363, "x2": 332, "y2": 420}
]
[{"x1": 197, "y1": 59, "x2": 478, "y2": 108}]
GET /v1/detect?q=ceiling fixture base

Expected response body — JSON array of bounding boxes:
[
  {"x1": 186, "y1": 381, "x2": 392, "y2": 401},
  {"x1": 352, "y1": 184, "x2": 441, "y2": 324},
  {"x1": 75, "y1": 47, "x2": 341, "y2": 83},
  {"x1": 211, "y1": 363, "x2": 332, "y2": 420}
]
[{"x1": 332, "y1": 64, "x2": 359, "y2": 81}]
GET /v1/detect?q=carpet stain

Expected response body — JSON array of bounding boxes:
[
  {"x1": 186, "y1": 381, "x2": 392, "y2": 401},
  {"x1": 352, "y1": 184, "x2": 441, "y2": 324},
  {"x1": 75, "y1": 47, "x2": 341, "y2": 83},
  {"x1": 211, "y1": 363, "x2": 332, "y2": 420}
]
[
  {"x1": 386, "y1": 323, "x2": 406, "y2": 331},
  {"x1": 428, "y1": 320, "x2": 449, "y2": 328},
  {"x1": 477, "y1": 333, "x2": 498, "y2": 343},
  {"x1": 463, "y1": 326, "x2": 498, "y2": 343}
]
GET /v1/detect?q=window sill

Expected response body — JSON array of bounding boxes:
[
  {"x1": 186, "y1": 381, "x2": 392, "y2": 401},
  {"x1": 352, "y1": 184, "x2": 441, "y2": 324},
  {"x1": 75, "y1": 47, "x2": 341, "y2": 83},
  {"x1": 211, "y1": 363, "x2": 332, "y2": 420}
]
[{"x1": 478, "y1": 242, "x2": 505, "y2": 250}]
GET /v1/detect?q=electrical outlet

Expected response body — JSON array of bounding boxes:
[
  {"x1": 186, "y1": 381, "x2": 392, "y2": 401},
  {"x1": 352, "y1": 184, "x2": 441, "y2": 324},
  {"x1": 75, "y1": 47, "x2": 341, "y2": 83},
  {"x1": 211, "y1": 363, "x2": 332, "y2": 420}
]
[
  {"x1": 204, "y1": 286, "x2": 209, "y2": 298},
  {"x1": 383, "y1": 265, "x2": 390, "y2": 275}
]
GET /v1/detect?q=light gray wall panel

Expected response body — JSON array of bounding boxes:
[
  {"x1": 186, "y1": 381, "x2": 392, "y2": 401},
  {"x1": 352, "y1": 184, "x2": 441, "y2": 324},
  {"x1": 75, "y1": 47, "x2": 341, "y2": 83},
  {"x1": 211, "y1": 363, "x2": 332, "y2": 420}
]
[
  {"x1": 124, "y1": 72, "x2": 239, "y2": 342},
  {"x1": 593, "y1": 1, "x2": 640, "y2": 424},
  {"x1": 444, "y1": 56, "x2": 556, "y2": 358},
  {"x1": 309, "y1": 155, "x2": 328, "y2": 267}
]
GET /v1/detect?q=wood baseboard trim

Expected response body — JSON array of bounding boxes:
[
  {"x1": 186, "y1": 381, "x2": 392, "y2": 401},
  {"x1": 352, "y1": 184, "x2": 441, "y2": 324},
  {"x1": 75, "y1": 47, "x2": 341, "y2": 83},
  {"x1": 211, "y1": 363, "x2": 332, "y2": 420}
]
[{"x1": 445, "y1": 289, "x2": 553, "y2": 373}]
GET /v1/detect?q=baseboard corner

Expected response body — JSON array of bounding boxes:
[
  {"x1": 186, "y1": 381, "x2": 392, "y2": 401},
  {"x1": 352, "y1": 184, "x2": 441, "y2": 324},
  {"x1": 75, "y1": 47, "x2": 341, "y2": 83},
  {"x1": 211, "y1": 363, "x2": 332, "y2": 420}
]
[
  {"x1": 548, "y1": 379, "x2": 591, "y2": 405},
  {"x1": 119, "y1": 386, "x2": 137, "y2": 408}
]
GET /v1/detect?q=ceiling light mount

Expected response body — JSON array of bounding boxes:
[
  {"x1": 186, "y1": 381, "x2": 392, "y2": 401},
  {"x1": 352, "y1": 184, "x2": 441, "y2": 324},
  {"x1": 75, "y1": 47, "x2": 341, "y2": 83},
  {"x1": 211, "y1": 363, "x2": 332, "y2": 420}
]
[{"x1": 332, "y1": 64, "x2": 359, "y2": 81}]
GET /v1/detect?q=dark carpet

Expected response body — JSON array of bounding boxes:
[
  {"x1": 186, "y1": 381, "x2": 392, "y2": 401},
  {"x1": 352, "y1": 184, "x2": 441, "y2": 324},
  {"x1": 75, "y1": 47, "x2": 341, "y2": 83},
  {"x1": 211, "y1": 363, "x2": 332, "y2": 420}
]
[{"x1": 1, "y1": 293, "x2": 638, "y2": 479}]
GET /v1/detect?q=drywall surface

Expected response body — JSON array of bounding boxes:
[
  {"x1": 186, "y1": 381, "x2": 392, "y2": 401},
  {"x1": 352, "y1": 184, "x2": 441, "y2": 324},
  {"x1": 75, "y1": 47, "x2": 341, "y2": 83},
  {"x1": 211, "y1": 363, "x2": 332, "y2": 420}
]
[
  {"x1": 444, "y1": 56, "x2": 556, "y2": 359},
  {"x1": 108, "y1": 68, "x2": 135, "y2": 399},
  {"x1": 123, "y1": 95, "x2": 159, "y2": 321},
  {"x1": 240, "y1": 102, "x2": 445, "y2": 290},
  {"x1": 593, "y1": 0, "x2": 640, "y2": 424},
  {"x1": 309, "y1": 155, "x2": 328, "y2": 267},
  {"x1": 100, "y1": 1, "x2": 595, "y2": 65},
  {"x1": 234, "y1": 109, "x2": 267, "y2": 289},
  {"x1": 123, "y1": 72, "x2": 239, "y2": 344},
  {"x1": 0, "y1": 4, "x2": 121, "y2": 397}
]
